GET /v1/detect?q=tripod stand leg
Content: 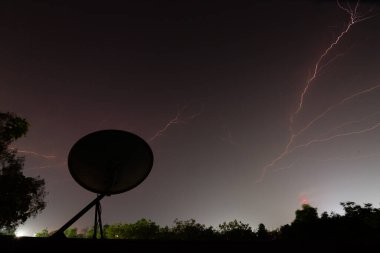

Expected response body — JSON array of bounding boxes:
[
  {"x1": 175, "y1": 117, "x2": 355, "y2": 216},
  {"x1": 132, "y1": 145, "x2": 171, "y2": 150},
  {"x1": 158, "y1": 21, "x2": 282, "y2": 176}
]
[
  {"x1": 93, "y1": 202, "x2": 99, "y2": 239},
  {"x1": 97, "y1": 201, "x2": 104, "y2": 239}
]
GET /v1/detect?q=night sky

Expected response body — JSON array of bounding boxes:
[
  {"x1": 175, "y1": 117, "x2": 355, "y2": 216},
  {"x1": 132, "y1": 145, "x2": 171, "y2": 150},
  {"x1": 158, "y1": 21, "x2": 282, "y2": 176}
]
[{"x1": 1, "y1": 0, "x2": 380, "y2": 236}]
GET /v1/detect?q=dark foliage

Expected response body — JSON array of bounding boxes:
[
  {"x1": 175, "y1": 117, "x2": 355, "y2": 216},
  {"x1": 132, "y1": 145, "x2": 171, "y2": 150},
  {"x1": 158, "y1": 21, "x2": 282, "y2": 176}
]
[
  {"x1": 218, "y1": 220, "x2": 255, "y2": 241},
  {"x1": 279, "y1": 202, "x2": 380, "y2": 241},
  {"x1": 34, "y1": 201, "x2": 380, "y2": 243},
  {"x1": 0, "y1": 112, "x2": 46, "y2": 233}
]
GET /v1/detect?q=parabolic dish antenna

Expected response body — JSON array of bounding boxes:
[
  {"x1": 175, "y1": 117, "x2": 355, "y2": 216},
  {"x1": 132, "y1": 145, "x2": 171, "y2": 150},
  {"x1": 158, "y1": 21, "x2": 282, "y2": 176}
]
[
  {"x1": 52, "y1": 130, "x2": 153, "y2": 239},
  {"x1": 68, "y1": 129, "x2": 154, "y2": 195}
]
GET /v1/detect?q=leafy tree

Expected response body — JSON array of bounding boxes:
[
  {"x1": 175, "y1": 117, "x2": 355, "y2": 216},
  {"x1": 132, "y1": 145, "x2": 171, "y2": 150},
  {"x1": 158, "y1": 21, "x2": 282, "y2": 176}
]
[
  {"x1": 278, "y1": 202, "x2": 380, "y2": 241},
  {"x1": 278, "y1": 204, "x2": 320, "y2": 240},
  {"x1": 102, "y1": 223, "x2": 124, "y2": 239},
  {"x1": 84, "y1": 227, "x2": 95, "y2": 239},
  {"x1": 0, "y1": 227, "x2": 16, "y2": 236},
  {"x1": 35, "y1": 228, "x2": 50, "y2": 237},
  {"x1": 104, "y1": 219, "x2": 159, "y2": 239},
  {"x1": 64, "y1": 227, "x2": 82, "y2": 238},
  {"x1": 293, "y1": 204, "x2": 318, "y2": 224},
  {"x1": 128, "y1": 218, "x2": 160, "y2": 239},
  {"x1": 338, "y1": 201, "x2": 380, "y2": 240},
  {"x1": 84, "y1": 226, "x2": 105, "y2": 239},
  {"x1": 157, "y1": 225, "x2": 173, "y2": 240},
  {"x1": 320, "y1": 211, "x2": 329, "y2": 220},
  {"x1": 257, "y1": 223, "x2": 270, "y2": 241},
  {"x1": 218, "y1": 219, "x2": 255, "y2": 241},
  {"x1": 171, "y1": 219, "x2": 215, "y2": 240},
  {"x1": 278, "y1": 224, "x2": 292, "y2": 240},
  {"x1": 0, "y1": 112, "x2": 46, "y2": 232},
  {"x1": 0, "y1": 112, "x2": 29, "y2": 151}
]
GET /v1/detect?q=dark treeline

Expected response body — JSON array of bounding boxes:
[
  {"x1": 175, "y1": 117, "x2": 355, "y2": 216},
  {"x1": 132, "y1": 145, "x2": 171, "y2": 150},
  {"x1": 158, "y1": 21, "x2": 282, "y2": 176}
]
[{"x1": 35, "y1": 202, "x2": 380, "y2": 241}]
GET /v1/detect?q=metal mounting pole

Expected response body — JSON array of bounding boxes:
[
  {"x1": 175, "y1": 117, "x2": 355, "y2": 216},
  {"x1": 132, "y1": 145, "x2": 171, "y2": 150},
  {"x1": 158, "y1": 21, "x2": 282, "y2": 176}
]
[{"x1": 51, "y1": 194, "x2": 105, "y2": 239}]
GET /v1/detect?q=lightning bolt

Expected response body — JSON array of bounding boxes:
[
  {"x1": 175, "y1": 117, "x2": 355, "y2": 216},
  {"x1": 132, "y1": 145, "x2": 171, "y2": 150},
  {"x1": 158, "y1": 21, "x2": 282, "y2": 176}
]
[
  {"x1": 24, "y1": 162, "x2": 67, "y2": 172},
  {"x1": 275, "y1": 152, "x2": 380, "y2": 172},
  {"x1": 9, "y1": 148, "x2": 57, "y2": 159},
  {"x1": 257, "y1": 83, "x2": 380, "y2": 183},
  {"x1": 273, "y1": 158, "x2": 300, "y2": 172},
  {"x1": 317, "y1": 108, "x2": 380, "y2": 138},
  {"x1": 296, "y1": 83, "x2": 380, "y2": 138},
  {"x1": 291, "y1": 0, "x2": 370, "y2": 126},
  {"x1": 8, "y1": 148, "x2": 60, "y2": 174},
  {"x1": 292, "y1": 122, "x2": 380, "y2": 152},
  {"x1": 257, "y1": 0, "x2": 374, "y2": 183},
  {"x1": 148, "y1": 106, "x2": 202, "y2": 143},
  {"x1": 316, "y1": 152, "x2": 380, "y2": 162}
]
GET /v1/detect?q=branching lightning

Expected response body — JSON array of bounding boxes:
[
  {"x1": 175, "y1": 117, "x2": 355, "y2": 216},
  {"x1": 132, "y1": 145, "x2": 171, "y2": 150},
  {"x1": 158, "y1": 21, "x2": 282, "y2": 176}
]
[
  {"x1": 275, "y1": 152, "x2": 380, "y2": 172},
  {"x1": 317, "y1": 108, "x2": 380, "y2": 138},
  {"x1": 296, "y1": 83, "x2": 380, "y2": 138},
  {"x1": 148, "y1": 107, "x2": 202, "y2": 143},
  {"x1": 257, "y1": 83, "x2": 380, "y2": 182},
  {"x1": 257, "y1": 0, "x2": 376, "y2": 183},
  {"x1": 291, "y1": 0, "x2": 370, "y2": 125},
  {"x1": 292, "y1": 122, "x2": 380, "y2": 152}
]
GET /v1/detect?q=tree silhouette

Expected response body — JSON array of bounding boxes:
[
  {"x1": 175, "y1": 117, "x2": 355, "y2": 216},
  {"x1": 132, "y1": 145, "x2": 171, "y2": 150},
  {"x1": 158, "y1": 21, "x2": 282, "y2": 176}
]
[
  {"x1": 279, "y1": 204, "x2": 320, "y2": 240},
  {"x1": 218, "y1": 220, "x2": 255, "y2": 241},
  {"x1": 293, "y1": 204, "x2": 318, "y2": 224},
  {"x1": 171, "y1": 219, "x2": 215, "y2": 241},
  {"x1": 64, "y1": 228, "x2": 83, "y2": 238},
  {"x1": 0, "y1": 112, "x2": 46, "y2": 233},
  {"x1": 104, "y1": 219, "x2": 160, "y2": 239},
  {"x1": 34, "y1": 202, "x2": 380, "y2": 242},
  {"x1": 257, "y1": 223, "x2": 270, "y2": 241},
  {"x1": 35, "y1": 228, "x2": 49, "y2": 237}
]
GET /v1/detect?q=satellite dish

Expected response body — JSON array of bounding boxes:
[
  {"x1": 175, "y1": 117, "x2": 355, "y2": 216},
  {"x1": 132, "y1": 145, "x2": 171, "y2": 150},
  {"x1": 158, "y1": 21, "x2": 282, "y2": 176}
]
[
  {"x1": 68, "y1": 129, "x2": 154, "y2": 195},
  {"x1": 52, "y1": 130, "x2": 153, "y2": 239}
]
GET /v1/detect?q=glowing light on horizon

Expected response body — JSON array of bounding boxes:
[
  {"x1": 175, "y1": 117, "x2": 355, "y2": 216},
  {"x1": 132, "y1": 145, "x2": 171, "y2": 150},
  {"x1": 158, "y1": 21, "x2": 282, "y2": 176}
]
[
  {"x1": 15, "y1": 229, "x2": 26, "y2": 238},
  {"x1": 300, "y1": 196, "x2": 310, "y2": 205}
]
